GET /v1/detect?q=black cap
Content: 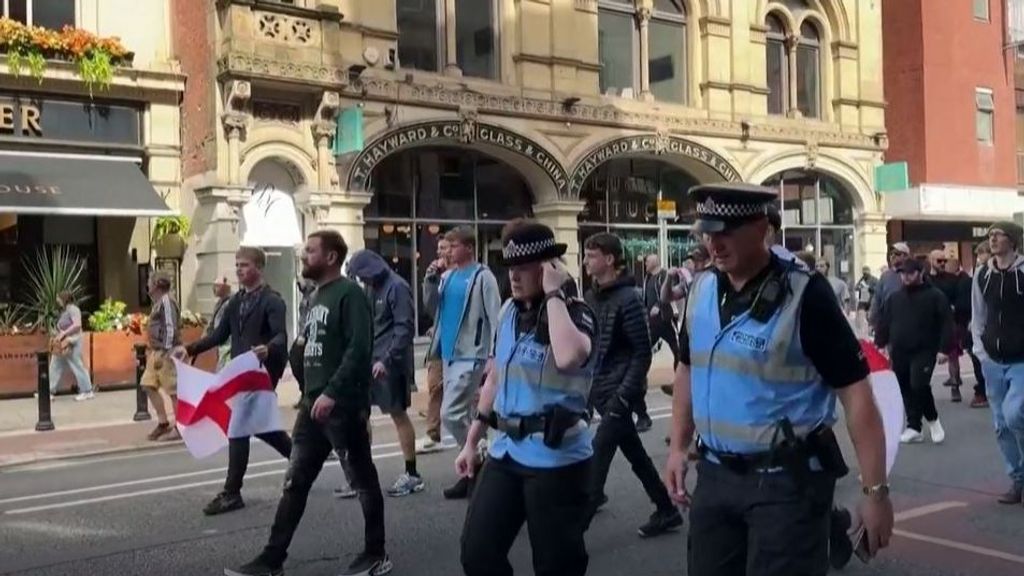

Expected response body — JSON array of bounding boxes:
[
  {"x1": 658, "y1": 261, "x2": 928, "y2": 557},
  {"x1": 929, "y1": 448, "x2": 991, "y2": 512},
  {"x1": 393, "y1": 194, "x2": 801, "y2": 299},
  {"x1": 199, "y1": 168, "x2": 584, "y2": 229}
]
[
  {"x1": 500, "y1": 222, "x2": 567, "y2": 266},
  {"x1": 689, "y1": 183, "x2": 776, "y2": 233},
  {"x1": 898, "y1": 258, "x2": 924, "y2": 274}
]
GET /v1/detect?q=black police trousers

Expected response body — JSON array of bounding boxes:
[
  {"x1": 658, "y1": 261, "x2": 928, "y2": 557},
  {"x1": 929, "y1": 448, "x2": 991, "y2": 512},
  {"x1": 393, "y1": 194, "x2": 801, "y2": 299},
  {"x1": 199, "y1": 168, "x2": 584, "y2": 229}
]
[
  {"x1": 461, "y1": 455, "x2": 590, "y2": 576},
  {"x1": 262, "y1": 405, "x2": 385, "y2": 565},
  {"x1": 688, "y1": 460, "x2": 835, "y2": 576}
]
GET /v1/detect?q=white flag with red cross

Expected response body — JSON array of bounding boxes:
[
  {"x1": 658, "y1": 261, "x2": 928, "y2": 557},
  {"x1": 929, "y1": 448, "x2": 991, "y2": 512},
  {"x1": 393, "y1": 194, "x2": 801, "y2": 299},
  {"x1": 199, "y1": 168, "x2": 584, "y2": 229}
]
[
  {"x1": 173, "y1": 352, "x2": 283, "y2": 459},
  {"x1": 859, "y1": 340, "x2": 904, "y2": 475}
]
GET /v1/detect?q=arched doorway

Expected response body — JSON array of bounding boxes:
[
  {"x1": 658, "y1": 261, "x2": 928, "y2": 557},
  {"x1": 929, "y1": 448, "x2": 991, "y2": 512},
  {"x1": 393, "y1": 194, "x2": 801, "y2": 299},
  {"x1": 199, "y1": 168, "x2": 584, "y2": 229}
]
[
  {"x1": 364, "y1": 147, "x2": 534, "y2": 336},
  {"x1": 242, "y1": 157, "x2": 307, "y2": 341},
  {"x1": 762, "y1": 169, "x2": 857, "y2": 285}
]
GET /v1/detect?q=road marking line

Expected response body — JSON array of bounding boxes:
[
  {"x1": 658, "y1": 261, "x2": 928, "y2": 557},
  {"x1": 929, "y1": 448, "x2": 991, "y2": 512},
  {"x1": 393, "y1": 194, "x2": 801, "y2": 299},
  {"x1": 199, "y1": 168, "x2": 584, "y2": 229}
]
[
  {"x1": 4, "y1": 450, "x2": 403, "y2": 515},
  {"x1": 894, "y1": 529, "x2": 1024, "y2": 565},
  {"x1": 0, "y1": 440, "x2": 407, "y2": 506},
  {"x1": 894, "y1": 501, "x2": 968, "y2": 522},
  {"x1": 2, "y1": 411, "x2": 675, "y2": 512}
]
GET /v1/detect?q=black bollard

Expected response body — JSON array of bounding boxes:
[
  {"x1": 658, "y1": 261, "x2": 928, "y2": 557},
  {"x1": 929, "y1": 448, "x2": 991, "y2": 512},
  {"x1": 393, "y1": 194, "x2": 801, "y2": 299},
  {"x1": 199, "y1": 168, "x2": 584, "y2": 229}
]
[
  {"x1": 35, "y1": 350, "x2": 54, "y2": 432},
  {"x1": 133, "y1": 343, "x2": 151, "y2": 422}
]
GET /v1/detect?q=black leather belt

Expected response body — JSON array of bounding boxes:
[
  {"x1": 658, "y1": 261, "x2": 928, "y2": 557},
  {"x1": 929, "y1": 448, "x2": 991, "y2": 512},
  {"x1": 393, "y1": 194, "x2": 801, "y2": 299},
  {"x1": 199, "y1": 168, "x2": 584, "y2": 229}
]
[
  {"x1": 491, "y1": 412, "x2": 587, "y2": 442},
  {"x1": 697, "y1": 441, "x2": 779, "y2": 475}
]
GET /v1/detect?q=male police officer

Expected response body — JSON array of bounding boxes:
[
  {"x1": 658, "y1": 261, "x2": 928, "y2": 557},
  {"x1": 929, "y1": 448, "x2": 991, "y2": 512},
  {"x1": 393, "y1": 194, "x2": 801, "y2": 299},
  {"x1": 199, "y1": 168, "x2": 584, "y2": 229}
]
[{"x1": 664, "y1": 184, "x2": 893, "y2": 576}]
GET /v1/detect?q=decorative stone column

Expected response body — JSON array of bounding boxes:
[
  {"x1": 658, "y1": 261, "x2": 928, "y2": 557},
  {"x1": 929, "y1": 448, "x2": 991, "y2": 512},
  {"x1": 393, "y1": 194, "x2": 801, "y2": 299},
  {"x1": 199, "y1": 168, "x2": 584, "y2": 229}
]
[
  {"x1": 534, "y1": 200, "x2": 586, "y2": 281},
  {"x1": 637, "y1": 6, "x2": 653, "y2": 101},
  {"x1": 444, "y1": 0, "x2": 462, "y2": 76},
  {"x1": 312, "y1": 91, "x2": 340, "y2": 192},
  {"x1": 856, "y1": 211, "x2": 889, "y2": 276},
  {"x1": 786, "y1": 34, "x2": 801, "y2": 118},
  {"x1": 191, "y1": 185, "x2": 252, "y2": 314},
  {"x1": 319, "y1": 192, "x2": 373, "y2": 258},
  {"x1": 221, "y1": 80, "x2": 252, "y2": 185}
]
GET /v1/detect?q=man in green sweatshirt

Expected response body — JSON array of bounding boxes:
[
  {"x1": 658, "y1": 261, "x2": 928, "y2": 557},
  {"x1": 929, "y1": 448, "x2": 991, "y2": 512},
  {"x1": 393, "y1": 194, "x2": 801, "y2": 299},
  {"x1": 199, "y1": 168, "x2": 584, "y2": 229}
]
[{"x1": 226, "y1": 230, "x2": 390, "y2": 576}]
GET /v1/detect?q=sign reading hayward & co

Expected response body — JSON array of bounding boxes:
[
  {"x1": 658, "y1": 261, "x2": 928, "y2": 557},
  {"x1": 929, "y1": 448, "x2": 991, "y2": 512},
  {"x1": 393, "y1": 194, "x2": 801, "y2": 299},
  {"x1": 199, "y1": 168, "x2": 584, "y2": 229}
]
[
  {"x1": 346, "y1": 120, "x2": 569, "y2": 195},
  {"x1": 569, "y1": 134, "x2": 741, "y2": 197}
]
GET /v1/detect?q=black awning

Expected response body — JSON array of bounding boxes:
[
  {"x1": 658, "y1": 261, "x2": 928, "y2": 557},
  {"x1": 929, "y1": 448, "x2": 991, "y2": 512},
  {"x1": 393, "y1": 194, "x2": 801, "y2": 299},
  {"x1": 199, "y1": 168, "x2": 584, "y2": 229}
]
[{"x1": 0, "y1": 154, "x2": 174, "y2": 217}]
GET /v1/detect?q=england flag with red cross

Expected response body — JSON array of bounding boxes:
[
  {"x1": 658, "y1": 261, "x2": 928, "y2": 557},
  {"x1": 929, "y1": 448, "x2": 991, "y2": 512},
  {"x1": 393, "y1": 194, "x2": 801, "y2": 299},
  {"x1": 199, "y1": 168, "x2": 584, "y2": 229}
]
[{"x1": 173, "y1": 352, "x2": 283, "y2": 459}]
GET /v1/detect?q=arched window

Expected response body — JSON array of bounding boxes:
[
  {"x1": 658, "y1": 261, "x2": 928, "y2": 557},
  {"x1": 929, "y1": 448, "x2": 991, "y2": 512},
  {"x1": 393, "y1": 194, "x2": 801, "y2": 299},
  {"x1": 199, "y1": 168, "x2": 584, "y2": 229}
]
[
  {"x1": 766, "y1": 14, "x2": 788, "y2": 115},
  {"x1": 797, "y1": 21, "x2": 821, "y2": 119},
  {"x1": 649, "y1": 0, "x2": 687, "y2": 103}
]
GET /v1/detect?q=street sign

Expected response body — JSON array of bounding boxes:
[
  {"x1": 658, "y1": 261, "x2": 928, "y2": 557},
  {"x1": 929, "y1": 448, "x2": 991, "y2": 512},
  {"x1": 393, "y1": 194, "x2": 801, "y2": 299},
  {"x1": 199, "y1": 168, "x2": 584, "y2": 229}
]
[{"x1": 657, "y1": 200, "x2": 676, "y2": 220}]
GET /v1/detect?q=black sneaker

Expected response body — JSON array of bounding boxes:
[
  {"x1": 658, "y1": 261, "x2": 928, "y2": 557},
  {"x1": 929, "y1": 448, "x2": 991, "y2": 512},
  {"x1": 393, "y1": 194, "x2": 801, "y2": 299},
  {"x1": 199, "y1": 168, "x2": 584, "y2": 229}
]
[
  {"x1": 342, "y1": 551, "x2": 393, "y2": 576},
  {"x1": 204, "y1": 492, "x2": 245, "y2": 516},
  {"x1": 224, "y1": 555, "x2": 283, "y2": 576},
  {"x1": 443, "y1": 476, "x2": 471, "y2": 500},
  {"x1": 635, "y1": 414, "x2": 653, "y2": 433},
  {"x1": 637, "y1": 507, "x2": 683, "y2": 538},
  {"x1": 950, "y1": 386, "x2": 962, "y2": 403},
  {"x1": 829, "y1": 507, "x2": 854, "y2": 570},
  {"x1": 997, "y1": 484, "x2": 1024, "y2": 504}
]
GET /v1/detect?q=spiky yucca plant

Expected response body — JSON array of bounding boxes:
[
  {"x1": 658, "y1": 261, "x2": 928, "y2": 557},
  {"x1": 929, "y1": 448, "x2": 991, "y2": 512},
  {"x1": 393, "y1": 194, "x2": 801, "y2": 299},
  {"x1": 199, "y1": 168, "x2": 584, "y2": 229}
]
[{"x1": 21, "y1": 246, "x2": 88, "y2": 333}]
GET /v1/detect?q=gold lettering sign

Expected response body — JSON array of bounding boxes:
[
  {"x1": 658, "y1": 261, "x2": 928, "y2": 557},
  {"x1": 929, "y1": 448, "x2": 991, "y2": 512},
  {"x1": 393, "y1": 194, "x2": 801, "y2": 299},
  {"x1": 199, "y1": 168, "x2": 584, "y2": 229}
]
[{"x1": 0, "y1": 101, "x2": 43, "y2": 137}]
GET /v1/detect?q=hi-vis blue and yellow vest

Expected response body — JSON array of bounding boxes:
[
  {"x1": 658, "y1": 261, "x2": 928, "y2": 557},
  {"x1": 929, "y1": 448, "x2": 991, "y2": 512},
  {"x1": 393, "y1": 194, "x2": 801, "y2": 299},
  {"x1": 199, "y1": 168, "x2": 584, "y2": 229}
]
[
  {"x1": 488, "y1": 300, "x2": 594, "y2": 468},
  {"x1": 686, "y1": 267, "x2": 837, "y2": 456}
]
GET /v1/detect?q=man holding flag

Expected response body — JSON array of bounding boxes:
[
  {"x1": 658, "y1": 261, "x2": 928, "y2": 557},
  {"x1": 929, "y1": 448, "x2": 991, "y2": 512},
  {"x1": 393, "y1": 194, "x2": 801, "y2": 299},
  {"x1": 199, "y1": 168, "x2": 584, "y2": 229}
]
[
  {"x1": 225, "y1": 230, "x2": 390, "y2": 576},
  {"x1": 186, "y1": 247, "x2": 291, "y2": 516}
]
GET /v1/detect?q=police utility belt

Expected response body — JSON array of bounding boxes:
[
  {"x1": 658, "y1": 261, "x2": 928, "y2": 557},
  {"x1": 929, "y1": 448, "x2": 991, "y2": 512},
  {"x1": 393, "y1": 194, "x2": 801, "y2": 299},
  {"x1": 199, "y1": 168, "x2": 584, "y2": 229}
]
[
  {"x1": 477, "y1": 405, "x2": 587, "y2": 449},
  {"x1": 697, "y1": 419, "x2": 849, "y2": 483}
]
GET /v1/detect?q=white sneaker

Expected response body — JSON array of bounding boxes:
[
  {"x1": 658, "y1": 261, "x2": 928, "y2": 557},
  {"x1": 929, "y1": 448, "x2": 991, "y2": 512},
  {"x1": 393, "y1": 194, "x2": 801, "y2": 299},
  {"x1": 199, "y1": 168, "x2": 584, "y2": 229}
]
[
  {"x1": 927, "y1": 419, "x2": 945, "y2": 444},
  {"x1": 415, "y1": 436, "x2": 443, "y2": 455},
  {"x1": 900, "y1": 428, "x2": 924, "y2": 444},
  {"x1": 74, "y1": 392, "x2": 95, "y2": 401}
]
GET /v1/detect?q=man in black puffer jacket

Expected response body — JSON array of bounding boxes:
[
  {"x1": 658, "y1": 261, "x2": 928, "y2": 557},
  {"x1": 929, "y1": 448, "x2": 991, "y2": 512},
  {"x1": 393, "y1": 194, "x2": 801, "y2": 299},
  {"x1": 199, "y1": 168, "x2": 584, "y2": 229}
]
[{"x1": 582, "y1": 233, "x2": 682, "y2": 538}]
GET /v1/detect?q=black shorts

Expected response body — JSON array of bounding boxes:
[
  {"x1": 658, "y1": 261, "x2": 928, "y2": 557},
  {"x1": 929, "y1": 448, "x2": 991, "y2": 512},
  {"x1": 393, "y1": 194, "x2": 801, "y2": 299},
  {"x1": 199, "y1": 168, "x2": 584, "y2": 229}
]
[{"x1": 371, "y1": 371, "x2": 412, "y2": 415}]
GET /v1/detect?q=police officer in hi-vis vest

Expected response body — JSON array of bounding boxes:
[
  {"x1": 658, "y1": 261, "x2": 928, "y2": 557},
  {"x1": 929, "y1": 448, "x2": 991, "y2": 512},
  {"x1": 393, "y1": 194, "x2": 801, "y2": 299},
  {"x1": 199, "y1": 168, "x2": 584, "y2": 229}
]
[
  {"x1": 663, "y1": 184, "x2": 894, "y2": 576},
  {"x1": 456, "y1": 219, "x2": 596, "y2": 576}
]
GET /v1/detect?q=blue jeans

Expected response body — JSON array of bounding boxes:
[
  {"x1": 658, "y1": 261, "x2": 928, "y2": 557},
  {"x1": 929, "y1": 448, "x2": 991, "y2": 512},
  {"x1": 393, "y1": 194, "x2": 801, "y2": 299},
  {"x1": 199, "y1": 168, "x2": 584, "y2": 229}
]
[
  {"x1": 981, "y1": 359, "x2": 1024, "y2": 486},
  {"x1": 49, "y1": 339, "x2": 93, "y2": 394}
]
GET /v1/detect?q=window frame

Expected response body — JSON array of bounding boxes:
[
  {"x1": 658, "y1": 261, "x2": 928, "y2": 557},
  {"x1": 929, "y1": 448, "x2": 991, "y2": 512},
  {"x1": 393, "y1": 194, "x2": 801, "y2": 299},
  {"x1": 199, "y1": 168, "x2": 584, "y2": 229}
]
[
  {"x1": 973, "y1": 0, "x2": 990, "y2": 22},
  {"x1": 598, "y1": 0, "x2": 641, "y2": 98},
  {"x1": 454, "y1": 0, "x2": 501, "y2": 80},
  {"x1": 396, "y1": 0, "x2": 445, "y2": 73},
  {"x1": 1, "y1": 0, "x2": 77, "y2": 29},
  {"x1": 976, "y1": 87, "x2": 995, "y2": 144},
  {"x1": 766, "y1": 14, "x2": 789, "y2": 116},
  {"x1": 796, "y1": 20, "x2": 822, "y2": 119},
  {"x1": 649, "y1": 0, "x2": 688, "y2": 104}
]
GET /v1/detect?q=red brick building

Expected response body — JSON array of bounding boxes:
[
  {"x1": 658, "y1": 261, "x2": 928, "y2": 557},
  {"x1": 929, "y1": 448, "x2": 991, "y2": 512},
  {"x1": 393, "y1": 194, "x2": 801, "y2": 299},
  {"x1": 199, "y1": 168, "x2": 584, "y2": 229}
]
[{"x1": 882, "y1": 0, "x2": 1020, "y2": 268}]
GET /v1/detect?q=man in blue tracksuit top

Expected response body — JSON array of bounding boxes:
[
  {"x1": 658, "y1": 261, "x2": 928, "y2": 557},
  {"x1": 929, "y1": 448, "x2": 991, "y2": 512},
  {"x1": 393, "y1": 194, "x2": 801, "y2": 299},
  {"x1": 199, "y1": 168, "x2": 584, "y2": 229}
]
[
  {"x1": 455, "y1": 219, "x2": 596, "y2": 576},
  {"x1": 663, "y1": 183, "x2": 893, "y2": 576}
]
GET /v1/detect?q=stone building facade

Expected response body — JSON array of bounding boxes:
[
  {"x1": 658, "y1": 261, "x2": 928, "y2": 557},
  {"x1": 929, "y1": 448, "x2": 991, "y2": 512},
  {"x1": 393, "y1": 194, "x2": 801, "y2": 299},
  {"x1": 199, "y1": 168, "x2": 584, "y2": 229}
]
[{"x1": 176, "y1": 0, "x2": 886, "y2": 336}]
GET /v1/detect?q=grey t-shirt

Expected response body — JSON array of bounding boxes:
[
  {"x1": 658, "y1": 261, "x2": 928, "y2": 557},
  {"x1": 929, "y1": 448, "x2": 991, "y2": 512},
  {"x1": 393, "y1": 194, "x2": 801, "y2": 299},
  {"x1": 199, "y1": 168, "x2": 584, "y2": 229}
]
[
  {"x1": 57, "y1": 304, "x2": 82, "y2": 343},
  {"x1": 827, "y1": 276, "x2": 851, "y2": 308}
]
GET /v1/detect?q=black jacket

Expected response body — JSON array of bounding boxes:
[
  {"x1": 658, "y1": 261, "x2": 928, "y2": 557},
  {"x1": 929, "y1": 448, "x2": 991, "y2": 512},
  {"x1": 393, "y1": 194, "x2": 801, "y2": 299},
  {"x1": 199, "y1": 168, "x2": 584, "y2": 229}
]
[
  {"x1": 974, "y1": 257, "x2": 1024, "y2": 363},
  {"x1": 585, "y1": 273, "x2": 652, "y2": 413},
  {"x1": 874, "y1": 282, "x2": 953, "y2": 355},
  {"x1": 187, "y1": 285, "x2": 289, "y2": 385}
]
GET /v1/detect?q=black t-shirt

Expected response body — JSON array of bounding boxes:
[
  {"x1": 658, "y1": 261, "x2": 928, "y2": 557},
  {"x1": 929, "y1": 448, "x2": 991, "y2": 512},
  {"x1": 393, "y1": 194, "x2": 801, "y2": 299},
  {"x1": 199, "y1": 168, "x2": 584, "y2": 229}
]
[
  {"x1": 678, "y1": 258, "x2": 868, "y2": 389},
  {"x1": 514, "y1": 297, "x2": 595, "y2": 342}
]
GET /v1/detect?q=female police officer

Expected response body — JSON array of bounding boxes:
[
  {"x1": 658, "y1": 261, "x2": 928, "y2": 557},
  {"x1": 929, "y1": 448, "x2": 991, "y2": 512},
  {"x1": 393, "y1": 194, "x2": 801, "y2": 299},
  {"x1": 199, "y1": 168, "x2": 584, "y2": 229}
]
[
  {"x1": 456, "y1": 219, "x2": 596, "y2": 576},
  {"x1": 664, "y1": 184, "x2": 893, "y2": 576}
]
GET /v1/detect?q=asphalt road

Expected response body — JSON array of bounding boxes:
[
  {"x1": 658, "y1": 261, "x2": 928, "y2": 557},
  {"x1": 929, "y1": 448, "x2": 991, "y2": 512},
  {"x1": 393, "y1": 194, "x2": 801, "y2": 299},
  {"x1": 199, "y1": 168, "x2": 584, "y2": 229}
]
[{"x1": 2, "y1": 393, "x2": 1023, "y2": 576}]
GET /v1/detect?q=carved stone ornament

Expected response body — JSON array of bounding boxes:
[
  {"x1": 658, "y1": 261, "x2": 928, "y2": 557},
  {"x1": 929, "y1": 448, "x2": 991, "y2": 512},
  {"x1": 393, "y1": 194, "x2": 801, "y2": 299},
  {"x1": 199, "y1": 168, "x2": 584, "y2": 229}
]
[
  {"x1": 458, "y1": 107, "x2": 479, "y2": 144},
  {"x1": 316, "y1": 91, "x2": 341, "y2": 121},
  {"x1": 806, "y1": 139, "x2": 820, "y2": 169},
  {"x1": 222, "y1": 111, "x2": 249, "y2": 139},
  {"x1": 637, "y1": 7, "x2": 652, "y2": 23},
  {"x1": 654, "y1": 128, "x2": 670, "y2": 155},
  {"x1": 224, "y1": 80, "x2": 251, "y2": 112}
]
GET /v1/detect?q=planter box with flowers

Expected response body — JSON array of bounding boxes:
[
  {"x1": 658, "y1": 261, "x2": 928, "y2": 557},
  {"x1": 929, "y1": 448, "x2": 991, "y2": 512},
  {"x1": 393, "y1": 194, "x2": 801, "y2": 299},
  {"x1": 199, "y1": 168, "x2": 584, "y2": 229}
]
[{"x1": 0, "y1": 17, "x2": 134, "y2": 92}]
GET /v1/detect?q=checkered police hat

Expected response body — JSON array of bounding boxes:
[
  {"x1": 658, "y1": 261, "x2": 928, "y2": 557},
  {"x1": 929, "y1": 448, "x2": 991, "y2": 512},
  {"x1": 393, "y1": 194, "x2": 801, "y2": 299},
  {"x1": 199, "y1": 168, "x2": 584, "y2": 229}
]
[
  {"x1": 501, "y1": 222, "x2": 568, "y2": 266},
  {"x1": 690, "y1": 183, "x2": 777, "y2": 233}
]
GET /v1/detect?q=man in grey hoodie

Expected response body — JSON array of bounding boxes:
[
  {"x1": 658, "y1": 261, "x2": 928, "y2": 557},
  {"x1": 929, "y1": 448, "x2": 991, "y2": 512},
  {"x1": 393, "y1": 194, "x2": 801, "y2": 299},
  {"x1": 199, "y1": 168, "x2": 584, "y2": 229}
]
[
  {"x1": 423, "y1": 226, "x2": 502, "y2": 499},
  {"x1": 348, "y1": 249, "x2": 423, "y2": 498},
  {"x1": 971, "y1": 220, "x2": 1024, "y2": 505},
  {"x1": 870, "y1": 242, "x2": 911, "y2": 330}
]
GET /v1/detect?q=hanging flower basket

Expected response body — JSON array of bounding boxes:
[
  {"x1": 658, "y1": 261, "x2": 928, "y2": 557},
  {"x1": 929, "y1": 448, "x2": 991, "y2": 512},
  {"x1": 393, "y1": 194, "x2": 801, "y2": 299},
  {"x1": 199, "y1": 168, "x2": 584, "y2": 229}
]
[{"x1": 0, "y1": 18, "x2": 133, "y2": 93}]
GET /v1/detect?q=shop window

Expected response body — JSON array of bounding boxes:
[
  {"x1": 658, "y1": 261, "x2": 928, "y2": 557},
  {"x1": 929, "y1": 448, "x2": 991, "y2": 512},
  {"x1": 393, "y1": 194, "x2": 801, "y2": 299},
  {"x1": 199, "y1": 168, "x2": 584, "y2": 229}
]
[
  {"x1": 974, "y1": 0, "x2": 990, "y2": 21},
  {"x1": 397, "y1": 0, "x2": 441, "y2": 72},
  {"x1": 649, "y1": 0, "x2": 686, "y2": 103},
  {"x1": 766, "y1": 15, "x2": 788, "y2": 116},
  {"x1": 796, "y1": 21, "x2": 821, "y2": 119},
  {"x1": 599, "y1": 2, "x2": 637, "y2": 97},
  {"x1": 455, "y1": 0, "x2": 498, "y2": 79},
  {"x1": 976, "y1": 87, "x2": 995, "y2": 144},
  {"x1": 2, "y1": 0, "x2": 75, "y2": 29}
]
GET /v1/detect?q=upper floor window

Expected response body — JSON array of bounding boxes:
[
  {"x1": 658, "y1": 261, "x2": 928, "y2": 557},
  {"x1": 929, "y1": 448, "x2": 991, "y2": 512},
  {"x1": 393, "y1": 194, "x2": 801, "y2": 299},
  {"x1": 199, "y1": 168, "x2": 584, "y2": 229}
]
[
  {"x1": 455, "y1": 0, "x2": 497, "y2": 79},
  {"x1": 2, "y1": 0, "x2": 75, "y2": 29},
  {"x1": 976, "y1": 87, "x2": 995, "y2": 144},
  {"x1": 397, "y1": 0, "x2": 441, "y2": 72},
  {"x1": 765, "y1": 13, "x2": 822, "y2": 119},
  {"x1": 649, "y1": 0, "x2": 687, "y2": 103},
  {"x1": 974, "y1": 0, "x2": 990, "y2": 21},
  {"x1": 599, "y1": 0, "x2": 687, "y2": 102}
]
